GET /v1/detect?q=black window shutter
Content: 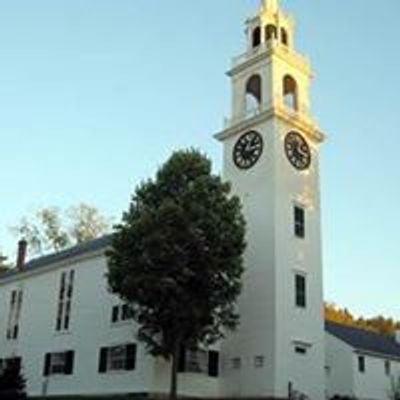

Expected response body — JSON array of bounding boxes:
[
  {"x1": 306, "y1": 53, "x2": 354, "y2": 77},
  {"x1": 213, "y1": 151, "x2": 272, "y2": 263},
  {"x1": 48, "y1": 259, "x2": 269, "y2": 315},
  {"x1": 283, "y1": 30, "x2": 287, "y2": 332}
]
[
  {"x1": 43, "y1": 353, "x2": 51, "y2": 376},
  {"x1": 125, "y1": 344, "x2": 137, "y2": 371},
  {"x1": 98, "y1": 347, "x2": 108, "y2": 373},
  {"x1": 178, "y1": 345, "x2": 186, "y2": 373},
  {"x1": 111, "y1": 306, "x2": 119, "y2": 323},
  {"x1": 208, "y1": 351, "x2": 219, "y2": 377},
  {"x1": 64, "y1": 351, "x2": 74, "y2": 375}
]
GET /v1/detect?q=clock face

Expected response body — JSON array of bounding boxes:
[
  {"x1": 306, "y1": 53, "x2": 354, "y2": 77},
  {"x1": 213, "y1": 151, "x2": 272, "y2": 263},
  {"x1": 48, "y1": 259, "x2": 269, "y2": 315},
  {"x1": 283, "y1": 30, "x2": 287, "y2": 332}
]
[
  {"x1": 233, "y1": 131, "x2": 263, "y2": 170},
  {"x1": 284, "y1": 131, "x2": 311, "y2": 171}
]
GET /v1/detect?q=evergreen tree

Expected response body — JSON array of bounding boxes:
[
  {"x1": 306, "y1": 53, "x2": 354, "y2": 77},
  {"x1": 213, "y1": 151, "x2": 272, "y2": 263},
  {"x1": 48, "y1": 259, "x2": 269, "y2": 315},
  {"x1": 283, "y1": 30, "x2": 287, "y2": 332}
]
[
  {"x1": 107, "y1": 149, "x2": 246, "y2": 400},
  {"x1": 0, "y1": 359, "x2": 27, "y2": 400}
]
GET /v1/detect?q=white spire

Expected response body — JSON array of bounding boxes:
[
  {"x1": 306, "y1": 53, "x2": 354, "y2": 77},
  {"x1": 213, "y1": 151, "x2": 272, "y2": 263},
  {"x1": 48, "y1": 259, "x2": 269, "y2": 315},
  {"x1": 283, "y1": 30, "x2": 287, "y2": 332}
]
[{"x1": 263, "y1": 0, "x2": 279, "y2": 13}]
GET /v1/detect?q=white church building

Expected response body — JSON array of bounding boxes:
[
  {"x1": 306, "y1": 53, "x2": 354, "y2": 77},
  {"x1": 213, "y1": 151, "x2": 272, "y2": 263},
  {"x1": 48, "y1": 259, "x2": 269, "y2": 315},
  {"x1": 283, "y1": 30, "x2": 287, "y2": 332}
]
[{"x1": 1, "y1": 1, "x2": 399, "y2": 399}]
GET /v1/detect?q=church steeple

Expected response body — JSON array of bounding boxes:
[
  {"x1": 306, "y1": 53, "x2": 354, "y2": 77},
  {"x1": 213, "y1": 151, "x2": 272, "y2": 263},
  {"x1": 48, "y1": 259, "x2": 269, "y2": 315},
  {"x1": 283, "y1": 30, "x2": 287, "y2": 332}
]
[{"x1": 214, "y1": 3, "x2": 325, "y2": 400}]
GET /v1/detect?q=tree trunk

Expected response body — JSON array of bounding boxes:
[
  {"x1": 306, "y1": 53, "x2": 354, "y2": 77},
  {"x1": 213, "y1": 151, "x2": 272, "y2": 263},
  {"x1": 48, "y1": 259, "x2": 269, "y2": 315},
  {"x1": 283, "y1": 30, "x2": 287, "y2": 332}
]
[{"x1": 169, "y1": 341, "x2": 180, "y2": 400}]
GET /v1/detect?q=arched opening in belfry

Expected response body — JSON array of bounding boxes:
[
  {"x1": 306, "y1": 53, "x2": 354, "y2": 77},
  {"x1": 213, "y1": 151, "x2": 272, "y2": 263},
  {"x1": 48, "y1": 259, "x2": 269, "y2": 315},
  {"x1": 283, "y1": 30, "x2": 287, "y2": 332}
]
[
  {"x1": 245, "y1": 74, "x2": 262, "y2": 113},
  {"x1": 252, "y1": 27, "x2": 261, "y2": 48},
  {"x1": 283, "y1": 75, "x2": 298, "y2": 111},
  {"x1": 265, "y1": 24, "x2": 277, "y2": 41},
  {"x1": 281, "y1": 28, "x2": 289, "y2": 46}
]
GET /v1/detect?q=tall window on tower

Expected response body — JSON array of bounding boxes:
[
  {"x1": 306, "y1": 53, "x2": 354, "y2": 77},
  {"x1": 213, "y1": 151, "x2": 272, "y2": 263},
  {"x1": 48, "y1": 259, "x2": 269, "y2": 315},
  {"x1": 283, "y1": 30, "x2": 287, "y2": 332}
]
[
  {"x1": 56, "y1": 270, "x2": 75, "y2": 332},
  {"x1": 294, "y1": 205, "x2": 305, "y2": 238},
  {"x1": 295, "y1": 274, "x2": 307, "y2": 308},
  {"x1": 245, "y1": 75, "x2": 262, "y2": 114},
  {"x1": 252, "y1": 26, "x2": 261, "y2": 48},
  {"x1": 283, "y1": 75, "x2": 298, "y2": 111}
]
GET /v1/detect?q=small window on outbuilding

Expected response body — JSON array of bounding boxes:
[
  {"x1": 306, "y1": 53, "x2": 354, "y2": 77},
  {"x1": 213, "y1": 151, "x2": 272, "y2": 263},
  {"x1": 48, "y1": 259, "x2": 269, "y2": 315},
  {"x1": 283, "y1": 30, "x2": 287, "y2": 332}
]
[
  {"x1": 385, "y1": 360, "x2": 391, "y2": 376},
  {"x1": 245, "y1": 74, "x2": 262, "y2": 113},
  {"x1": 281, "y1": 28, "x2": 289, "y2": 46},
  {"x1": 358, "y1": 356, "x2": 365, "y2": 373},
  {"x1": 283, "y1": 75, "x2": 298, "y2": 111},
  {"x1": 265, "y1": 24, "x2": 277, "y2": 41},
  {"x1": 252, "y1": 27, "x2": 261, "y2": 48}
]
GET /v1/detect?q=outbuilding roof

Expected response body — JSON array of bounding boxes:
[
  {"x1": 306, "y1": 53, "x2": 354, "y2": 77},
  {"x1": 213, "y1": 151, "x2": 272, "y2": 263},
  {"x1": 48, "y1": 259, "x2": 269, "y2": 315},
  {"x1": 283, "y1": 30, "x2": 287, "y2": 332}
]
[
  {"x1": 326, "y1": 320, "x2": 400, "y2": 359},
  {"x1": 0, "y1": 235, "x2": 113, "y2": 282}
]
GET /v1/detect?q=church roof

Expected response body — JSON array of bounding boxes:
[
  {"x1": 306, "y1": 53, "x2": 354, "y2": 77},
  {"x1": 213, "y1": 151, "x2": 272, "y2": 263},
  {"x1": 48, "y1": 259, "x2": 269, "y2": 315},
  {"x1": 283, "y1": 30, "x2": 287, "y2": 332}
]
[
  {"x1": 0, "y1": 235, "x2": 112, "y2": 282},
  {"x1": 326, "y1": 321, "x2": 400, "y2": 359}
]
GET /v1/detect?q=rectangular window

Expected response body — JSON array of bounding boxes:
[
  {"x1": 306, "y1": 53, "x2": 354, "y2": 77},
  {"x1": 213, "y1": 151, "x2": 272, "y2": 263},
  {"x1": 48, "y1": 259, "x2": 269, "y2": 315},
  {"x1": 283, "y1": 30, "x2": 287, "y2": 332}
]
[
  {"x1": 294, "y1": 205, "x2": 305, "y2": 238},
  {"x1": 358, "y1": 356, "x2": 365, "y2": 373},
  {"x1": 254, "y1": 355, "x2": 265, "y2": 368},
  {"x1": 295, "y1": 274, "x2": 306, "y2": 308},
  {"x1": 232, "y1": 357, "x2": 241, "y2": 370},
  {"x1": 6, "y1": 289, "x2": 23, "y2": 340},
  {"x1": 98, "y1": 344, "x2": 136, "y2": 373},
  {"x1": 111, "y1": 303, "x2": 133, "y2": 324},
  {"x1": 185, "y1": 349, "x2": 208, "y2": 373},
  {"x1": 43, "y1": 351, "x2": 74, "y2": 376},
  {"x1": 385, "y1": 360, "x2": 391, "y2": 376},
  {"x1": 178, "y1": 347, "x2": 219, "y2": 377},
  {"x1": 295, "y1": 345, "x2": 307, "y2": 355},
  {"x1": 56, "y1": 270, "x2": 75, "y2": 332}
]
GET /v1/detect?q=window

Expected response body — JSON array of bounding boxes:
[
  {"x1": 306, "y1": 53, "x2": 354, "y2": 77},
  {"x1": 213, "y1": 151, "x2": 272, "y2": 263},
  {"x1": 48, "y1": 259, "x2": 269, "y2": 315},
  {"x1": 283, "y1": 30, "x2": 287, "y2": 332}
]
[
  {"x1": 295, "y1": 274, "x2": 306, "y2": 308},
  {"x1": 98, "y1": 344, "x2": 136, "y2": 373},
  {"x1": 254, "y1": 355, "x2": 265, "y2": 368},
  {"x1": 265, "y1": 24, "x2": 277, "y2": 41},
  {"x1": 281, "y1": 27, "x2": 289, "y2": 46},
  {"x1": 56, "y1": 270, "x2": 75, "y2": 332},
  {"x1": 186, "y1": 349, "x2": 208, "y2": 373},
  {"x1": 43, "y1": 351, "x2": 74, "y2": 376},
  {"x1": 283, "y1": 75, "x2": 298, "y2": 111},
  {"x1": 358, "y1": 356, "x2": 365, "y2": 373},
  {"x1": 245, "y1": 74, "x2": 262, "y2": 113},
  {"x1": 111, "y1": 304, "x2": 133, "y2": 324},
  {"x1": 178, "y1": 347, "x2": 219, "y2": 377},
  {"x1": 232, "y1": 357, "x2": 241, "y2": 370},
  {"x1": 6, "y1": 289, "x2": 23, "y2": 340},
  {"x1": 295, "y1": 345, "x2": 307, "y2": 355},
  {"x1": 385, "y1": 360, "x2": 391, "y2": 376},
  {"x1": 252, "y1": 26, "x2": 261, "y2": 48},
  {"x1": 294, "y1": 205, "x2": 305, "y2": 238}
]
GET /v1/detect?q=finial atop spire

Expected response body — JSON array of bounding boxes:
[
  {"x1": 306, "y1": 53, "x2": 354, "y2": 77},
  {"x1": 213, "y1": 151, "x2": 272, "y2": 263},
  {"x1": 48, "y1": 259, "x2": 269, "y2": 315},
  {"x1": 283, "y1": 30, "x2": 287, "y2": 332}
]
[{"x1": 263, "y1": 0, "x2": 279, "y2": 13}]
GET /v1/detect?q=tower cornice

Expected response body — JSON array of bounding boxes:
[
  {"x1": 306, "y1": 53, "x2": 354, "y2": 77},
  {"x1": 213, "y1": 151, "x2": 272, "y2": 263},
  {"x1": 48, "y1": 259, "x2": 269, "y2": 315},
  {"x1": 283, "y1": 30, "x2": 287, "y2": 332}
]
[
  {"x1": 215, "y1": 107, "x2": 325, "y2": 145},
  {"x1": 228, "y1": 42, "x2": 312, "y2": 78}
]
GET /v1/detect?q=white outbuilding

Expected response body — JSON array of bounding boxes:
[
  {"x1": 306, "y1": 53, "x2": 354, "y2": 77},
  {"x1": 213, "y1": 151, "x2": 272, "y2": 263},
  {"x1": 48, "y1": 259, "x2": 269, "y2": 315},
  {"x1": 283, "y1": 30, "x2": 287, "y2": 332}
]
[{"x1": 325, "y1": 321, "x2": 400, "y2": 400}]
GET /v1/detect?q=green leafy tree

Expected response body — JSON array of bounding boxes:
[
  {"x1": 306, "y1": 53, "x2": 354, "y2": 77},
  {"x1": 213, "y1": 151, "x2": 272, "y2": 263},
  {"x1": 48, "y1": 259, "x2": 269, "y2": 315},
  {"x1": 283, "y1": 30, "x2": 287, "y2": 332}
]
[
  {"x1": 107, "y1": 149, "x2": 246, "y2": 400},
  {"x1": 11, "y1": 204, "x2": 110, "y2": 256},
  {"x1": 0, "y1": 359, "x2": 27, "y2": 400},
  {"x1": 68, "y1": 203, "x2": 110, "y2": 244},
  {"x1": 0, "y1": 251, "x2": 11, "y2": 273}
]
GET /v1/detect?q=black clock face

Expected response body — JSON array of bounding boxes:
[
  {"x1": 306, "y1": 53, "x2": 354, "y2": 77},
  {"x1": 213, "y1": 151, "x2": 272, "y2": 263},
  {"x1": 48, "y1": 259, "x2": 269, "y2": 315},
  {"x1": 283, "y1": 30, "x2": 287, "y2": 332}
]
[
  {"x1": 285, "y1": 131, "x2": 311, "y2": 171},
  {"x1": 233, "y1": 131, "x2": 263, "y2": 170}
]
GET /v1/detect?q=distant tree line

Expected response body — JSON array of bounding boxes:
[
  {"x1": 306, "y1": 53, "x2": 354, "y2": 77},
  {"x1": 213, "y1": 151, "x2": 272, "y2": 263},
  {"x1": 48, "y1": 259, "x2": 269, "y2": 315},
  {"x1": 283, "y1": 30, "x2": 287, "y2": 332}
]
[{"x1": 325, "y1": 302, "x2": 400, "y2": 337}]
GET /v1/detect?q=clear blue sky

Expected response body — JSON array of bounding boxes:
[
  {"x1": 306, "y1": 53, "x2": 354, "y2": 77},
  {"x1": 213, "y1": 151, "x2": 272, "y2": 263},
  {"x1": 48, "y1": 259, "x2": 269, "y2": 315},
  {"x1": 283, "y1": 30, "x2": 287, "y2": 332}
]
[{"x1": 0, "y1": 0, "x2": 399, "y2": 319}]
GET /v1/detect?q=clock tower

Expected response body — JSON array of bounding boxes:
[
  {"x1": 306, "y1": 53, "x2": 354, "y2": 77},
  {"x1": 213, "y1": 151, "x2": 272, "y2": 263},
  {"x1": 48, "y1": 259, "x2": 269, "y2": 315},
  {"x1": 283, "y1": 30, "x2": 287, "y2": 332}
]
[{"x1": 215, "y1": 1, "x2": 325, "y2": 399}]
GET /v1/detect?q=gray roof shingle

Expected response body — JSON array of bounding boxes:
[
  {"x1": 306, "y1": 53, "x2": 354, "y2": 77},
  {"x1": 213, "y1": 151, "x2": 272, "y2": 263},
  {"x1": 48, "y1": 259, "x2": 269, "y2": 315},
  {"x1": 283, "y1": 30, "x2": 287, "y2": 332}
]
[
  {"x1": 0, "y1": 235, "x2": 113, "y2": 282},
  {"x1": 326, "y1": 320, "x2": 400, "y2": 359}
]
